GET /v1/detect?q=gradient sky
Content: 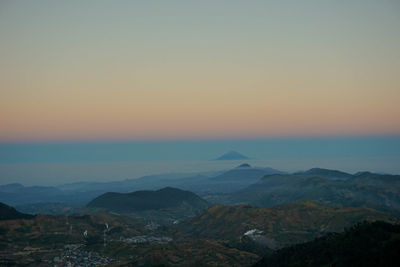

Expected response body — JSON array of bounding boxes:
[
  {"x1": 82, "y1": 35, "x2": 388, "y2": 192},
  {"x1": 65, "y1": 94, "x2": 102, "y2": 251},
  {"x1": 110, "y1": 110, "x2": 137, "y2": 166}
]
[{"x1": 1, "y1": 1, "x2": 400, "y2": 142}]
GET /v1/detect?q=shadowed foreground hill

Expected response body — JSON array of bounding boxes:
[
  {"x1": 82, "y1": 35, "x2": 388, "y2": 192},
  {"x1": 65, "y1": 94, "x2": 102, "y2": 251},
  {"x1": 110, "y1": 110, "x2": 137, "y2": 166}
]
[
  {"x1": 1, "y1": 201, "x2": 397, "y2": 266},
  {"x1": 254, "y1": 221, "x2": 400, "y2": 267},
  {"x1": 87, "y1": 187, "x2": 209, "y2": 214},
  {"x1": 0, "y1": 202, "x2": 34, "y2": 220}
]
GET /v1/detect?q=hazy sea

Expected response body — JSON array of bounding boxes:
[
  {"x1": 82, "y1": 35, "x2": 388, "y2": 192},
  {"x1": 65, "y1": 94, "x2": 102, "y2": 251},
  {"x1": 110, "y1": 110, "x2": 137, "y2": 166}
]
[{"x1": 0, "y1": 137, "x2": 399, "y2": 186}]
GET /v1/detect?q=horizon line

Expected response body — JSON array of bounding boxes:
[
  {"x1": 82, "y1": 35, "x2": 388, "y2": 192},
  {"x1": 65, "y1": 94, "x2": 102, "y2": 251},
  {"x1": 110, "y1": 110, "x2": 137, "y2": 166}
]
[{"x1": 1, "y1": 133, "x2": 400, "y2": 145}]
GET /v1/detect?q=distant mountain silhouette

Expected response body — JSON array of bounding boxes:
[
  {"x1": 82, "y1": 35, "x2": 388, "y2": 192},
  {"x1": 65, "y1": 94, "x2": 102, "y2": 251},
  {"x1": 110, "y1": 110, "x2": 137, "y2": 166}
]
[
  {"x1": 237, "y1": 163, "x2": 251, "y2": 168},
  {"x1": 87, "y1": 187, "x2": 209, "y2": 213},
  {"x1": 215, "y1": 151, "x2": 249, "y2": 160},
  {"x1": 0, "y1": 165, "x2": 284, "y2": 206},
  {"x1": 212, "y1": 166, "x2": 283, "y2": 183},
  {"x1": 0, "y1": 202, "x2": 34, "y2": 220},
  {"x1": 0, "y1": 183, "x2": 66, "y2": 206},
  {"x1": 3, "y1": 167, "x2": 399, "y2": 216}
]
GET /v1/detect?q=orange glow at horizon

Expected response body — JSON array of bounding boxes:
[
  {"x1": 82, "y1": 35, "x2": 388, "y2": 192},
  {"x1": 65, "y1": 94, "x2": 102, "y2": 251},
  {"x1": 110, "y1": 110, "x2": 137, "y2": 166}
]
[{"x1": 1, "y1": 1, "x2": 400, "y2": 142}]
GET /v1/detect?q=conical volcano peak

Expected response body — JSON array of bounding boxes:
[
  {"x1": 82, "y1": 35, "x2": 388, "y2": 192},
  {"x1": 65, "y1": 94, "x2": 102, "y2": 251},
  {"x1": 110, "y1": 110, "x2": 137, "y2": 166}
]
[{"x1": 215, "y1": 151, "x2": 249, "y2": 160}]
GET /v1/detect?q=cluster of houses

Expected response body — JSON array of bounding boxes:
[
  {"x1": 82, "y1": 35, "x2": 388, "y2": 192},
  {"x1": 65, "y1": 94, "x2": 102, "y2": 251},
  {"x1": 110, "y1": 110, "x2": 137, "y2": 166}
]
[
  {"x1": 119, "y1": 235, "x2": 173, "y2": 244},
  {"x1": 50, "y1": 244, "x2": 113, "y2": 267}
]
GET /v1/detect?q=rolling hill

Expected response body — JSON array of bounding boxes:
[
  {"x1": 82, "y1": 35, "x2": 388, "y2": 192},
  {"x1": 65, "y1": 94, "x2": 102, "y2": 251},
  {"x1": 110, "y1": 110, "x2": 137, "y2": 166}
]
[
  {"x1": 231, "y1": 169, "x2": 400, "y2": 214},
  {"x1": 87, "y1": 187, "x2": 209, "y2": 214},
  {"x1": 1, "y1": 200, "x2": 397, "y2": 266},
  {"x1": 173, "y1": 201, "x2": 395, "y2": 247},
  {"x1": 298, "y1": 167, "x2": 353, "y2": 180}
]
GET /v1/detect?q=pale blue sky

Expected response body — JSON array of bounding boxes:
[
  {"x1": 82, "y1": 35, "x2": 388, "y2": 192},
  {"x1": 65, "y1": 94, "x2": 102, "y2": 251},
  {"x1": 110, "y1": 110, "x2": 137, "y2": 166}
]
[{"x1": 1, "y1": 1, "x2": 400, "y2": 141}]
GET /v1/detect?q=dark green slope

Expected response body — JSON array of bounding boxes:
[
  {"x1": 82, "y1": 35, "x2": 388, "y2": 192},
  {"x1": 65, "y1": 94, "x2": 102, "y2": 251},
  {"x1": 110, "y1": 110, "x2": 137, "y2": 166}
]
[
  {"x1": 0, "y1": 202, "x2": 35, "y2": 220},
  {"x1": 254, "y1": 221, "x2": 400, "y2": 267},
  {"x1": 87, "y1": 187, "x2": 209, "y2": 213}
]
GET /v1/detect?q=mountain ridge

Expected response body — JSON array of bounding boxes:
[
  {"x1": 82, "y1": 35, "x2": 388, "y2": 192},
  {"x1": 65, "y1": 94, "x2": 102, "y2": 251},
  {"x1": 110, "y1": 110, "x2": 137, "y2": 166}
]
[{"x1": 231, "y1": 170, "x2": 400, "y2": 214}]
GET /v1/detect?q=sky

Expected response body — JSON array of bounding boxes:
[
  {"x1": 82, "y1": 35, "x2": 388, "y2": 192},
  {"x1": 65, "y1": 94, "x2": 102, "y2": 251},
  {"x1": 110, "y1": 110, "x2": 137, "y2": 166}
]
[{"x1": 1, "y1": 0, "x2": 400, "y2": 142}]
